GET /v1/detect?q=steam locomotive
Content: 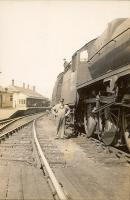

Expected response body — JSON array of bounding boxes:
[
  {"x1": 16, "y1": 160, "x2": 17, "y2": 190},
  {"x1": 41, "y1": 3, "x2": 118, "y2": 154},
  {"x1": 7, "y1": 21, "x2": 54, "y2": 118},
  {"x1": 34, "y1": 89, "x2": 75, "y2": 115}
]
[{"x1": 52, "y1": 18, "x2": 130, "y2": 152}]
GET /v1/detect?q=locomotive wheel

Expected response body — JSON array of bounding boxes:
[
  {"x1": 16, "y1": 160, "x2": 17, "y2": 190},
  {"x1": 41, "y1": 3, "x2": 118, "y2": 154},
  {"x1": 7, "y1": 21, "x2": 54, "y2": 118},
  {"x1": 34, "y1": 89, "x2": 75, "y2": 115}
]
[
  {"x1": 123, "y1": 112, "x2": 130, "y2": 152},
  {"x1": 84, "y1": 106, "x2": 97, "y2": 137},
  {"x1": 101, "y1": 110, "x2": 118, "y2": 146},
  {"x1": 124, "y1": 130, "x2": 130, "y2": 152}
]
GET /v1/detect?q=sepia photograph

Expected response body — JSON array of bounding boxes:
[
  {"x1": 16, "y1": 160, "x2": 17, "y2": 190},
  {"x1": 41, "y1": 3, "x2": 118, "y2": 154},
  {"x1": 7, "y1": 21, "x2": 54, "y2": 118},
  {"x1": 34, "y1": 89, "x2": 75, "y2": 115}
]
[{"x1": 0, "y1": 0, "x2": 130, "y2": 199}]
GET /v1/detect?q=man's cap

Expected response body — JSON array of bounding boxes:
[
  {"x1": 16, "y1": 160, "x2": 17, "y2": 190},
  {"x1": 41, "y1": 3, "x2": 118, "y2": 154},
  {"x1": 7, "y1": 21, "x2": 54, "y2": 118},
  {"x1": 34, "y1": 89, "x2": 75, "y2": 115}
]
[{"x1": 60, "y1": 98, "x2": 64, "y2": 102}]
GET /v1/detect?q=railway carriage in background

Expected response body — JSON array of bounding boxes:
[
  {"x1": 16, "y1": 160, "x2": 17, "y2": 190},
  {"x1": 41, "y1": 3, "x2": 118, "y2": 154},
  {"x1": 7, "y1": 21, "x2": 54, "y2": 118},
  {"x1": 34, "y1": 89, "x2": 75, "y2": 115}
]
[{"x1": 52, "y1": 18, "x2": 130, "y2": 152}]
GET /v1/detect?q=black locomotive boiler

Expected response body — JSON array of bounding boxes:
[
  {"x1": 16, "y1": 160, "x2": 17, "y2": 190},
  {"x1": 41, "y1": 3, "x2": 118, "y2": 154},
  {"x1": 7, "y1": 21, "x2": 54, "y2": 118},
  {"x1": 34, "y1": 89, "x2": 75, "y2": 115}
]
[{"x1": 52, "y1": 18, "x2": 130, "y2": 152}]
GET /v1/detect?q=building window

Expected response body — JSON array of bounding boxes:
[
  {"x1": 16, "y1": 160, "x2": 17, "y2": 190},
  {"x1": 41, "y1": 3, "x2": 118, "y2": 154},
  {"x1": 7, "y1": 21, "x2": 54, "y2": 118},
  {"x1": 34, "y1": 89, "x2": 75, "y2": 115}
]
[{"x1": 10, "y1": 95, "x2": 13, "y2": 101}]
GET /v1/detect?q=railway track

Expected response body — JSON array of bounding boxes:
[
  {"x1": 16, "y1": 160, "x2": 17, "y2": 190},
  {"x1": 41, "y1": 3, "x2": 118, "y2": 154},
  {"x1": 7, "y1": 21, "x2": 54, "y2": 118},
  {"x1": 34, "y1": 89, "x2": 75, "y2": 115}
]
[
  {"x1": 34, "y1": 115, "x2": 130, "y2": 199},
  {"x1": 34, "y1": 116, "x2": 130, "y2": 200},
  {"x1": 0, "y1": 114, "x2": 129, "y2": 200},
  {"x1": 0, "y1": 113, "x2": 45, "y2": 139},
  {"x1": 0, "y1": 113, "x2": 44, "y2": 131},
  {"x1": 0, "y1": 113, "x2": 68, "y2": 200},
  {"x1": 33, "y1": 120, "x2": 68, "y2": 200},
  {"x1": 0, "y1": 118, "x2": 16, "y2": 129}
]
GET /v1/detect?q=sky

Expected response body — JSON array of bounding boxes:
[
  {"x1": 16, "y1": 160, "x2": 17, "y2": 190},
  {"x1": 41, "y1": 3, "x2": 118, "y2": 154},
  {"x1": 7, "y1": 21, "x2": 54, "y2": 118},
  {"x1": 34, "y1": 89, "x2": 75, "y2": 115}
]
[{"x1": 0, "y1": 0, "x2": 130, "y2": 99}]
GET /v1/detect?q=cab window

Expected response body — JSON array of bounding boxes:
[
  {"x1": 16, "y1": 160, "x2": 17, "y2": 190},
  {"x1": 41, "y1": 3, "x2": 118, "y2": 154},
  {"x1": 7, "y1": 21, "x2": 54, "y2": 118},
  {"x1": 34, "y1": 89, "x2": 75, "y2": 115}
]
[{"x1": 80, "y1": 50, "x2": 88, "y2": 62}]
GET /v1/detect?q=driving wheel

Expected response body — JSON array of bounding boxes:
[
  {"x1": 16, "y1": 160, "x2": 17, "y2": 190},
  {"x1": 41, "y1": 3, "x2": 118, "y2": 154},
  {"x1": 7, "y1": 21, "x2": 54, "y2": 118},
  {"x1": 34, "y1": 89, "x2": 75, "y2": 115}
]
[
  {"x1": 123, "y1": 111, "x2": 130, "y2": 152},
  {"x1": 101, "y1": 108, "x2": 118, "y2": 145}
]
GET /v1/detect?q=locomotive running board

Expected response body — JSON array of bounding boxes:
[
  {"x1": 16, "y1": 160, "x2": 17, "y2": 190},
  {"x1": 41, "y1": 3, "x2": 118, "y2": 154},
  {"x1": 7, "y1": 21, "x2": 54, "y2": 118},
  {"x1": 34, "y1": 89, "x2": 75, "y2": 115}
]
[
  {"x1": 93, "y1": 102, "x2": 130, "y2": 114},
  {"x1": 93, "y1": 102, "x2": 115, "y2": 113}
]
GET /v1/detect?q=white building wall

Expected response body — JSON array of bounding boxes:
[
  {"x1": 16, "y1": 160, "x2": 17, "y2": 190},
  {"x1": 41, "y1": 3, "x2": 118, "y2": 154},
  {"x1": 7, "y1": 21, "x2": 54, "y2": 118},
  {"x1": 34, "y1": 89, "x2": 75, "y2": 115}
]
[{"x1": 12, "y1": 92, "x2": 27, "y2": 109}]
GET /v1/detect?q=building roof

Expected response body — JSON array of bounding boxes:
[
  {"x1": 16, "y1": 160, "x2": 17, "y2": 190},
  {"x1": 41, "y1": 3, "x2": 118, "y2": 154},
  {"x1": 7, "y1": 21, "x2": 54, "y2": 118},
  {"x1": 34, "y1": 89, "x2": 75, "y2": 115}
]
[
  {"x1": 8, "y1": 85, "x2": 46, "y2": 99},
  {"x1": 0, "y1": 86, "x2": 12, "y2": 93}
]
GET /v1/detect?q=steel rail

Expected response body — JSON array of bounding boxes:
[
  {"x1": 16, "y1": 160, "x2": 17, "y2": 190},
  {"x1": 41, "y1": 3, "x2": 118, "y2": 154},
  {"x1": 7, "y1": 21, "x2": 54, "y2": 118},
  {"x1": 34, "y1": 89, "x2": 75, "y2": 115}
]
[
  {"x1": 0, "y1": 113, "x2": 44, "y2": 140},
  {"x1": 0, "y1": 118, "x2": 22, "y2": 131},
  {"x1": 0, "y1": 118, "x2": 14, "y2": 125},
  {"x1": 0, "y1": 112, "x2": 45, "y2": 132},
  {"x1": 33, "y1": 120, "x2": 68, "y2": 200}
]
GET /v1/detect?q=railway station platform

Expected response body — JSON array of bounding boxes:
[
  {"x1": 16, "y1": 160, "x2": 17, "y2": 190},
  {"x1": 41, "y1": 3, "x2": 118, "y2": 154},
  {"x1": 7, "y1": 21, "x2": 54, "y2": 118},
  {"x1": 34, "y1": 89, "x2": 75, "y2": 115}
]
[
  {"x1": 0, "y1": 107, "x2": 48, "y2": 120},
  {"x1": 0, "y1": 108, "x2": 18, "y2": 120}
]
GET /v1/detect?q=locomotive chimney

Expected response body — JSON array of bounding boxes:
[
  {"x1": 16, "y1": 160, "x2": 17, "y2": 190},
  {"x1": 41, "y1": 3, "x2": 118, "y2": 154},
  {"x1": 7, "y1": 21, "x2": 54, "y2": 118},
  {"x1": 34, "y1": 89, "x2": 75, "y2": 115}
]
[
  {"x1": 33, "y1": 86, "x2": 36, "y2": 92},
  {"x1": 23, "y1": 83, "x2": 25, "y2": 89},
  {"x1": 5, "y1": 88, "x2": 8, "y2": 93},
  {"x1": 12, "y1": 79, "x2": 14, "y2": 86}
]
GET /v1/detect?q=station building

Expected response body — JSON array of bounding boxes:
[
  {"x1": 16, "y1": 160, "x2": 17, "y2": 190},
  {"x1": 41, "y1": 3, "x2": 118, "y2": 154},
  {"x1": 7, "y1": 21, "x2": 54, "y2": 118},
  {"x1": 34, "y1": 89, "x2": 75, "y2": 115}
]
[
  {"x1": 0, "y1": 86, "x2": 13, "y2": 108},
  {"x1": 7, "y1": 80, "x2": 50, "y2": 109}
]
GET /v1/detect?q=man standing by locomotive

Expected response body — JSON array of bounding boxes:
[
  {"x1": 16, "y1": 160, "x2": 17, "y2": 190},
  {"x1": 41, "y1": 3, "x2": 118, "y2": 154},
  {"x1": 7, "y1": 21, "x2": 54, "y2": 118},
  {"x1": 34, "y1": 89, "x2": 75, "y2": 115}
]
[{"x1": 51, "y1": 98, "x2": 70, "y2": 139}]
